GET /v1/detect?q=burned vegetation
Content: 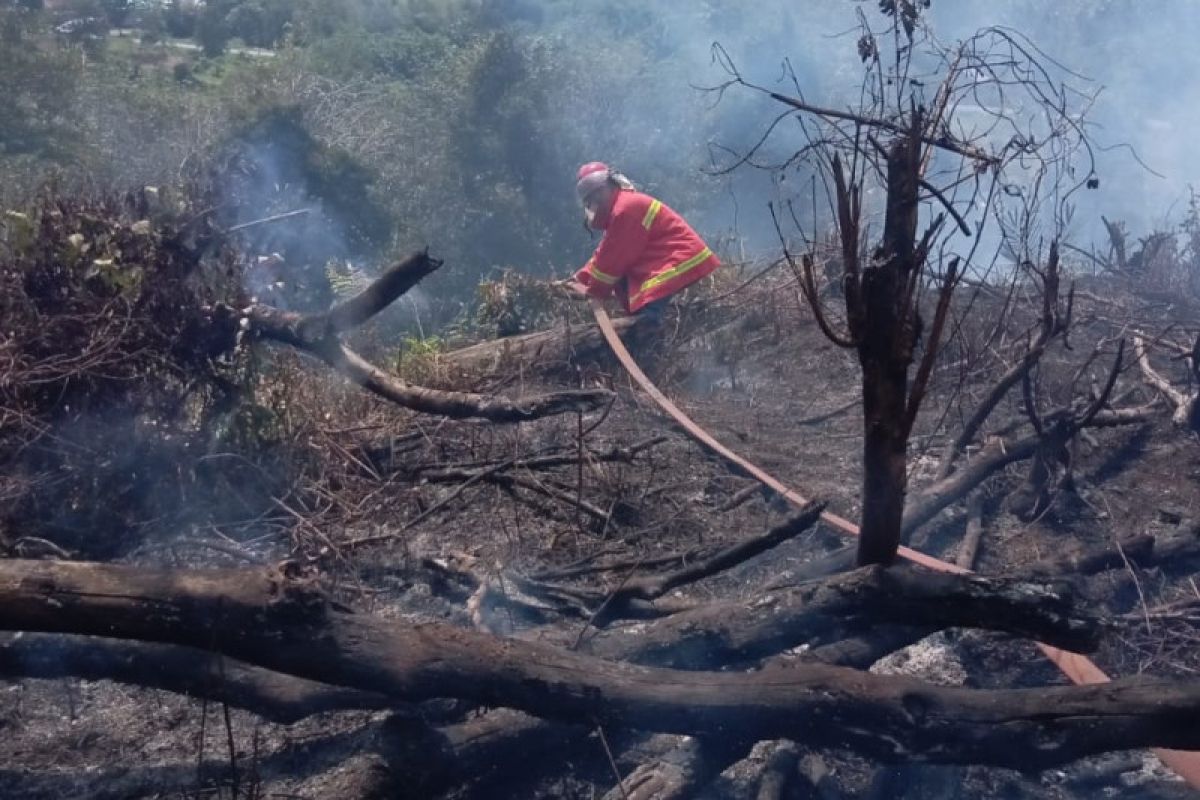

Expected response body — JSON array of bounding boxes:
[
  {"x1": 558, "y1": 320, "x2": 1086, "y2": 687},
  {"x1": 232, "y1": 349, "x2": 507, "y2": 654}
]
[{"x1": 5, "y1": 7, "x2": 1200, "y2": 800}]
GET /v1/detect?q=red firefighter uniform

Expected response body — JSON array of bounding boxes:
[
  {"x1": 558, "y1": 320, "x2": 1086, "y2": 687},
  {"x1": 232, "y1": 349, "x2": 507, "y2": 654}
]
[{"x1": 573, "y1": 190, "x2": 720, "y2": 312}]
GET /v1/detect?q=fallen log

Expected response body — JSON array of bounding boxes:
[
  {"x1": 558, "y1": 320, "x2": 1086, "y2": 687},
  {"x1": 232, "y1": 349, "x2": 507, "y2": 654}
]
[
  {"x1": 583, "y1": 563, "x2": 1102, "y2": 668},
  {"x1": 955, "y1": 494, "x2": 985, "y2": 569},
  {"x1": 600, "y1": 736, "x2": 715, "y2": 800},
  {"x1": 596, "y1": 616, "x2": 931, "y2": 799},
  {"x1": 1026, "y1": 527, "x2": 1200, "y2": 578},
  {"x1": 1027, "y1": 534, "x2": 1157, "y2": 577},
  {"x1": 441, "y1": 316, "x2": 639, "y2": 376},
  {"x1": 1134, "y1": 334, "x2": 1199, "y2": 428},
  {"x1": 0, "y1": 632, "x2": 391, "y2": 724},
  {"x1": 3, "y1": 559, "x2": 1200, "y2": 769},
  {"x1": 791, "y1": 625, "x2": 935, "y2": 670}
]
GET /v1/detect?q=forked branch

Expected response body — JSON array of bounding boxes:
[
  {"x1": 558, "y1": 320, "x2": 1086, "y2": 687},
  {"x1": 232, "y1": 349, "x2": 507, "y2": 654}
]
[{"x1": 243, "y1": 252, "x2": 613, "y2": 422}]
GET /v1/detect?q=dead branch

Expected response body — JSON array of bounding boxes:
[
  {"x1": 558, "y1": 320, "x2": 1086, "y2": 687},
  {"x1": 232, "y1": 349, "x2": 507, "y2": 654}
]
[
  {"x1": 1102, "y1": 216, "x2": 1129, "y2": 272},
  {"x1": 413, "y1": 436, "x2": 667, "y2": 480},
  {"x1": 792, "y1": 625, "x2": 935, "y2": 670},
  {"x1": 225, "y1": 208, "x2": 311, "y2": 234},
  {"x1": 1004, "y1": 339, "x2": 1126, "y2": 520},
  {"x1": 244, "y1": 252, "x2": 613, "y2": 422},
  {"x1": 905, "y1": 433, "x2": 1041, "y2": 535},
  {"x1": 935, "y1": 242, "x2": 1073, "y2": 481},
  {"x1": 907, "y1": 256, "x2": 960, "y2": 431},
  {"x1": 603, "y1": 502, "x2": 824, "y2": 605},
  {"x1": 583, "y1": 563, "x2": 1102, "y2": 668},
  {"x1": 1027, "y1": 534, "x2": 1157, "y2": 578},
  {"x1": 909, "y1": 340, "x2": 1144, "y2": 535},
  {"x1": 605, "y1": 615, "x2": 942, "y2": 800},
  {"x1": 955, "y1": 494, "x2": 985, "y2": 570},
  {"x1": 720, "y1": 481, "x2": 768, "y2": 512},
  {"x1": 760, "y1": 88, "x2": 996, "y2": 164},
  {"x1": 1133, "y1": 334, "x2": 1199, "y2": 427},
  {"x1": 446, "y1": 316, "x2": 629, "y2": 368},
  {"x1": 1027, "y1": 527, "x2": 1200, "y2": 579}
]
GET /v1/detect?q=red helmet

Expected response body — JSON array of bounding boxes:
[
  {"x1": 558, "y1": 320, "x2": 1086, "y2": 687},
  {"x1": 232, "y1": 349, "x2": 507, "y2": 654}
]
[{"x1": 576, "y1": 161, "x2": 611, "y2": 202}]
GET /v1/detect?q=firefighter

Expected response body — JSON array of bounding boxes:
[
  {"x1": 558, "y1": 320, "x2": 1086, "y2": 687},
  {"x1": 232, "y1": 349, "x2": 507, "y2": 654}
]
[{"x1": 558, "y1": 162, "x2": 720, "y2": 334}]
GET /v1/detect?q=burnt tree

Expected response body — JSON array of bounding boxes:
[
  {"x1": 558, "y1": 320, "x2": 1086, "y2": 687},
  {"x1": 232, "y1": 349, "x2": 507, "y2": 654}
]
[{"x1": 714, "y1": 13, "x2": 1102, "y2": 564}]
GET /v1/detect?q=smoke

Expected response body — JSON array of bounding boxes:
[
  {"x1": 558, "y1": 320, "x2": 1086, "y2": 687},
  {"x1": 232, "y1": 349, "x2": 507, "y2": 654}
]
[
  {"x1": 925, "y1": 0, "x2": 1200, "y2": 239},
  {"x1": 220, "y1": 106, "x2": 399, "y2": 312},
  {"x1": 12, "y1": 0, "x2": 1195, "y2": 294},
  {"x1": 527, "y1": 0, "x2": 1200, "y2": 259}
]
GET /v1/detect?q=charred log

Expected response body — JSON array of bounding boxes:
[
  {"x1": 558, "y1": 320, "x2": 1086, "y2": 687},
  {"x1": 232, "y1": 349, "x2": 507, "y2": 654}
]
[
  {"x1": 0, "y1": 633, "x2": 391, "y2": 724},
  {"x1": 3, "y1": 560, "x2": 1188, "y2": 770},
  {"x1": 441, "y1": 316, "x2": 638, "y2": 376},
  {"x1": 583, "y1": 563, "x2": 1102, "y2": 667}
]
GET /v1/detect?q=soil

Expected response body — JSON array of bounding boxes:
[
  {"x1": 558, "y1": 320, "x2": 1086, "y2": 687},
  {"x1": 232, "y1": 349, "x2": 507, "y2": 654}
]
[{"x1": 2, "y1": 280, "x2": 1199, "y2": 799}]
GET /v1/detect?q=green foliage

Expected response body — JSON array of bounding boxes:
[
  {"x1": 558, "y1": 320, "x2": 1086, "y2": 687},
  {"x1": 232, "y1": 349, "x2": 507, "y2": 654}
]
[
  {"x1": 0, "y1": 0, "x2": 730, "y2": 314},
  {"x1": 163, "y1": 0, "x2": 196, "y2": 38},
  {"x1": 394, "y1": 333, "x2": 446, "y2": 383},
  {"x1": 450, "y1": 32, "x2": 577, "y2": 275},
  {"x1": 472, "y1": 269, "x2": 580, "y2": 337},
  {"x1": 301, "y1": 27, "x2": 457, "y2": 79},
  {"x1": 100, "y1": 0, "x2": 133, "y2": 27},
  {"x1": 224, "y1": 0, "x2": 293, "y2": 48},
  {"x1": 196, "y1": 0, "x2": 231, "y2": 56}
]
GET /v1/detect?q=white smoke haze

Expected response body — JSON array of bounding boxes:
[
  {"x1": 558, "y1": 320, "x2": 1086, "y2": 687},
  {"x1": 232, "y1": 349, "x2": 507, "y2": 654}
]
[
  {"x1": 531, "y1": 0, "x2": 1198, "y2": 259},
  {"x1": 6, "y1": 0, "x2": 1198, "y2": 288}
]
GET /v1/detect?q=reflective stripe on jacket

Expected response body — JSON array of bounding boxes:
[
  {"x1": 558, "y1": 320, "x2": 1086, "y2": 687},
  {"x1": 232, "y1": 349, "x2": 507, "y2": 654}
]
[{"x1": 574, "y1": 190, "x2": 719, "y2": 312}]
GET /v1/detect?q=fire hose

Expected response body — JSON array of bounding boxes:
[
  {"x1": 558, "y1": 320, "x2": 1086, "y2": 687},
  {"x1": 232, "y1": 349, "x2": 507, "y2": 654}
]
[{"x1": 589, "y1": 298, "x2": 1200, "y2": 787}]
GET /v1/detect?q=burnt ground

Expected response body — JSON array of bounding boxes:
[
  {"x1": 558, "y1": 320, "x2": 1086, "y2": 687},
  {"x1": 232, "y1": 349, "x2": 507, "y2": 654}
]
[{"x1": 2, "y1": 276, "x2": 1200, "y2": 799}]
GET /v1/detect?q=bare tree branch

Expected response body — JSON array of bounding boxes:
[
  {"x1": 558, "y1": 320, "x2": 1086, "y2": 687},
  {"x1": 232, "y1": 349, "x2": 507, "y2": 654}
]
[{"x1": 242, "y1": 252, "x2": 613, "y2": 422}]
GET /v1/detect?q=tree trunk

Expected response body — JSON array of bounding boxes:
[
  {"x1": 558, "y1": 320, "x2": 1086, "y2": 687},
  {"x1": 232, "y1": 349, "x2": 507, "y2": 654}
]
[
  {"x1": 858, "y1": 358, "x2": 910, "y2": 565},
  {"x1": 855, "y1": 131, "x2": 922, "y2": 566}
]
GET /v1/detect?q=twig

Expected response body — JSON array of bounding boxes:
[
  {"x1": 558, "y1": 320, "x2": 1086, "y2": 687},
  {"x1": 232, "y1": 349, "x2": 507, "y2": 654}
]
[
  {"x1": 532, "y1": 550, "x2": 697, "y2": 582},
  {"x1": 494, "y1": 471, "x2": 612, "y2": 523},
  {"x1": 720, "y1": 482, "x2": 766, "y2": 512},
  {"x1": 226, "y1": 209, "x2": 310, "y2": 234},
  {"x1": 794, "y1": 397, "x2": 860, "y2": 426},
  {"x1": 596, "y1": 725, "x2": 630, "y2": 800},
  {"x1": 218, "y1": 655, "x2": 239, "y2": 798},
  {"x1": 760, "y1": 87, "x2": 996, "y2": 164},
  {"x1": 244, "y1": 252, "x2": 613, "y2": 422},
  {"x1": 571, "y1": 557, "x2": 645, "y2": 650},
  {"x1": 598, "y1": 502, "x2": 825, "y2": 610},
  {"x1": 338, "y1": 459, "x2": 516, "y2": 552},
  {"x1": 955, "y1": 494, "x2": 985, "y2": 570},
  {"x1": 428, "y1": 435, "x2": 667, "y2": 474},
  {"x1": 919, "y1": 178, "x2": 973, "y2": 237}
]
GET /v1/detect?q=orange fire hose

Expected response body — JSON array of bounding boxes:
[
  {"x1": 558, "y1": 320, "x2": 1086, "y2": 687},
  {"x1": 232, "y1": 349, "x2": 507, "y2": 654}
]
[{"x1": 591, "y1": 298, "x2": 1200, "y2": 787}]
